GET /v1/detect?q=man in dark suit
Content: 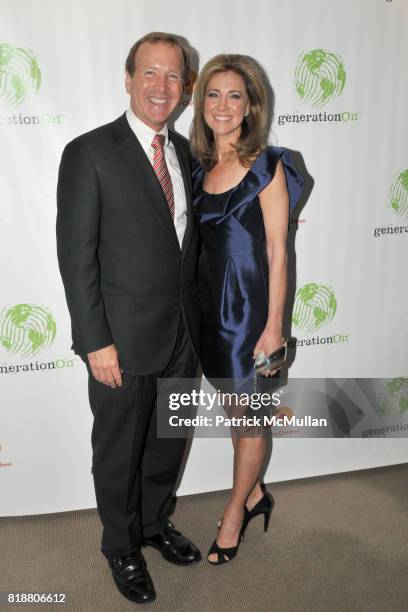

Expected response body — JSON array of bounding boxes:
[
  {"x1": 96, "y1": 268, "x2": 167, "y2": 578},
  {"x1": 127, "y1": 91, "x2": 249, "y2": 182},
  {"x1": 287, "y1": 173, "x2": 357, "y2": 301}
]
[{"x1": 56, "y1": 32, "x2": 201, "y2": 604}]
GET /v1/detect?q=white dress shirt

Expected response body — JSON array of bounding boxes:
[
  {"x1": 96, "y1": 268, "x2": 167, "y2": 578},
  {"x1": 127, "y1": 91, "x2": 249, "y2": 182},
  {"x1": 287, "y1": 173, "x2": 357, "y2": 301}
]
[{"x1": 126, "y1": 107, "x2": 188, "y2": 248}]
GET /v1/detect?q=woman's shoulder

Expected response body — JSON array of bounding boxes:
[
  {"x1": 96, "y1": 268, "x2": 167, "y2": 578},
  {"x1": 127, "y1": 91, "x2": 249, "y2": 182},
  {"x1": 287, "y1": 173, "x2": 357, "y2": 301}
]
[
  {"x1": 251, "y1": 145, "x2": 304, "y2": 212},
  {"x1": 251, "y1": 145, "x2": 302, "y2": 182},
  {"x1": 252, "y1": 145, "x2": 290, "y2": 172}
]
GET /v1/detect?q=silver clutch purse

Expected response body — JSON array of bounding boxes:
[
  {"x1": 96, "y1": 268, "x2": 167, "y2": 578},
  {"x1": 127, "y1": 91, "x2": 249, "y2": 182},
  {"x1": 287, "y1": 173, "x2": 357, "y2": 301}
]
[{"x1": 254, "y1": 341, "x2": 287, "y2": 376}]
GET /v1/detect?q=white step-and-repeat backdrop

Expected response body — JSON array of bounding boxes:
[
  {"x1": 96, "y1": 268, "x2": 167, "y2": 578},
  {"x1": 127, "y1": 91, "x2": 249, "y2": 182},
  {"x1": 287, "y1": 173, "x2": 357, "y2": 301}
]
[{"x1": 1, "y1": 0, "x2": 407, "y2": 516}]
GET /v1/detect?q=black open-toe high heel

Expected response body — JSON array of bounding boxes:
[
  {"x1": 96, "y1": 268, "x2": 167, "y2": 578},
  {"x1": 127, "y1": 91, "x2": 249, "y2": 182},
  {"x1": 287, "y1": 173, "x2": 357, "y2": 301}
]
[
  {"x1": 217, "y1": 486, "x2": 275, "y2": 532},
  {"x1": 244, "y1": 486, "x2": 275, "y2": 532},
  {"x1": 208, "y1": 508, "x2": 249, "y2": 565}
]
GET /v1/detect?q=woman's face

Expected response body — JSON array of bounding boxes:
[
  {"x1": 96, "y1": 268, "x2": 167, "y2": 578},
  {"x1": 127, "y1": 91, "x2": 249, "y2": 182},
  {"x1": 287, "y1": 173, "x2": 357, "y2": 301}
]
[{"x1": 203, "y1": 70, "x2": 249, "y2": 139}]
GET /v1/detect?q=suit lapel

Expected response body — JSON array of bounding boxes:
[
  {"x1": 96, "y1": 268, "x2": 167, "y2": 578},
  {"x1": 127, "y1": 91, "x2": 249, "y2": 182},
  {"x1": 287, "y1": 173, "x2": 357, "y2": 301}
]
[
  {"x1": 112, "y1": 115, "x2": 180, "y2": 248},
  {"x1": 169, "y1": 131, "x2": 194, "y2": 256}
]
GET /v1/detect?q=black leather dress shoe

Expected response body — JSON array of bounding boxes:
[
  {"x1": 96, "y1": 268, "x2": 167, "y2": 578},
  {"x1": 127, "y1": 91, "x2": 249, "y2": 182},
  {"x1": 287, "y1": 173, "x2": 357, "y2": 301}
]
[
  {"x1": 110, "y1": 550, "x2": 156, "y2": 604},
  {"x1": 143, "y1": 521, "x2": 202, "y2": 565}
]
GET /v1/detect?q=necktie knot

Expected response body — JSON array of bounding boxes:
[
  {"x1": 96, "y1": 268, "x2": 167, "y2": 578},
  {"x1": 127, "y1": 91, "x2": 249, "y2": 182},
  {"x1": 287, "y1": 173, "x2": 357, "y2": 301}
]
[{"x1": 152, "y1": 134, "x2": 165, "y2": 149}]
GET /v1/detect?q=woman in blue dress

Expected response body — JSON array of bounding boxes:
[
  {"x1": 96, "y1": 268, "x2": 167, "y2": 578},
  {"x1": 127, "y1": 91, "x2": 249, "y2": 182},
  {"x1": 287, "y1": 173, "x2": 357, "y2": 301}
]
[{"x1": 190, "y1": 54, "x2": 304, "y2": 564}]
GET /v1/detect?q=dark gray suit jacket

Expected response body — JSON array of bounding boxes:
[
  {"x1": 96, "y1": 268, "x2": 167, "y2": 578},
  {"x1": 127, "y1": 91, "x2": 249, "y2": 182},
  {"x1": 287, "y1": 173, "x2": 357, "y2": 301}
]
[{"x1": 56, "y1": 113, "x2": 200, "y2": 374}]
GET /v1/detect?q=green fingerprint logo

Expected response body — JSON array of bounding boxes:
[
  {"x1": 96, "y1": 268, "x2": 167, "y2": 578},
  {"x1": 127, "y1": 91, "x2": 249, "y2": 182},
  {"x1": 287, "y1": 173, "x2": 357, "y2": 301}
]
[
  {"x1": 292, "y1": 283, "x2": 337, "y2": 334},
  {"x1": 377, "y1": 378, "x2": 408, "y2": 421},
  {"x1": 0, "y1": 43, "x2": 41, "y2": 109},
  {"x1": 0, "y1": 304, "x2": 56, "y2": 358},
  {"x1": 389, "y1": 170, "x2": 408, "y2": 217},
  {"x1": 294, "y1": 49, "x2": 346, "y2": 108}
]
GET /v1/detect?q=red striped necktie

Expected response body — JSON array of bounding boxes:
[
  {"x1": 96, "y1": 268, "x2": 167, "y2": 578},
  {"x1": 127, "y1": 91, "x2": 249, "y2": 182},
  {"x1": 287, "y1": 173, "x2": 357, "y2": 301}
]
[{"x1": 151, "y1": 134, "x2": 175, "y2": 219}]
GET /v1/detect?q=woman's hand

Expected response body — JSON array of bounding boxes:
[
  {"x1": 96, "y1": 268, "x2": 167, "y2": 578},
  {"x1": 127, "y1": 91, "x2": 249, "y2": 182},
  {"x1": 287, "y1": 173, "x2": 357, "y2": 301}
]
[{"x1": 253, "y1": 328, "x2": 284, "y2": 377}]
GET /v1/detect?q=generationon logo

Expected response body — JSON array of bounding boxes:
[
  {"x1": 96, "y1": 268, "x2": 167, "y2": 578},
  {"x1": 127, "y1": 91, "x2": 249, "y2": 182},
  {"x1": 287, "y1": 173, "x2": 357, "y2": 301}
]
[
  {"x1": 278, "y1": 48, "x2": 359, "y2": 127},
  {"x1": 0, "y1": 303, "x2": 76, "y2": 375},
  {"x1": 373, "y1": 169, "x2": 408, "y2": 237},
  {"x1": 290, "y1": 283, "x2": 349, "y2": 349},
  {"x1": 292, "y1": 283, "x2": 337, "y2": 334},
  {"x1": 0, "y1": 43, "x2": 41, "y2": 109},
  {"x1": 377, "y1": 378, "x2": 408, "y2": 422},
  {"x1": 389, "y1": 169, "x2": 408, "y2": 217},
  {"x1": 294, "y1": 49, "x2": 345, "y2": 108},
  {"x1": 0, "y1": 42, "x2": 63, "y2": 126},
  {"x1": 0, "y1": 303, "x2": 56, "y2": 358}
]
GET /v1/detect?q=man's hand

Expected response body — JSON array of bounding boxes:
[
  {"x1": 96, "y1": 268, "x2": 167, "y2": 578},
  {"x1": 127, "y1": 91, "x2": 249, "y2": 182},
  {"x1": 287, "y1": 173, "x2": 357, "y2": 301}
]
[{"x1": 87, "y1": 344, "x2": 122, "y2": 388}]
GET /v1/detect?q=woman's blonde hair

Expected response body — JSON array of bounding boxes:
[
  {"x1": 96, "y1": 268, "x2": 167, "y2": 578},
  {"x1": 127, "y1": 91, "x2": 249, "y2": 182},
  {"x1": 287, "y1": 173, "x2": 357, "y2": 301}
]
[{"x1": 190, "y1": 54, "x2": 272, "y2": 170}]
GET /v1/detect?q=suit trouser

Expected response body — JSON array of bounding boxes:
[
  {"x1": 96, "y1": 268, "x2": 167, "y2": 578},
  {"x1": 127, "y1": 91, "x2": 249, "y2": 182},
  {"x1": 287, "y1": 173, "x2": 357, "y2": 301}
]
[{"x1": 87, "y1": 317, "x2": 197, "y2": 561}]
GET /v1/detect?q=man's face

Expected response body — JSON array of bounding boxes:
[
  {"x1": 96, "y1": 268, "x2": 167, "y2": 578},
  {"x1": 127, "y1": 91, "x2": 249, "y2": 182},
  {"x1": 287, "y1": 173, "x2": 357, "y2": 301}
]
[{"x1": 125, "y1": 41, "x2": 184, "y2": 131}]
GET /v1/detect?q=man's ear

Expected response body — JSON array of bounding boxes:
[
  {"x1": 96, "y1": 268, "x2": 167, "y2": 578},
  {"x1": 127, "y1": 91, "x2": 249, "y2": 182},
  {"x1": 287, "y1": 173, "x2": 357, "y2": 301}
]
[{"x1": 125, "y1": 72, "x2": 131, "y2": 94}]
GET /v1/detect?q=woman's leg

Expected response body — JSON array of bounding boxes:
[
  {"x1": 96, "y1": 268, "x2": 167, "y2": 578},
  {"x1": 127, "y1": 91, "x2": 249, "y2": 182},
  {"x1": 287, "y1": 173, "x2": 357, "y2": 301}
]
[
  {"x1": 231, "y1": 429, "x2": 265, "y2": 510},
  {"x1": 208, "y1": 430, "x2": 266, "y2": 561}
]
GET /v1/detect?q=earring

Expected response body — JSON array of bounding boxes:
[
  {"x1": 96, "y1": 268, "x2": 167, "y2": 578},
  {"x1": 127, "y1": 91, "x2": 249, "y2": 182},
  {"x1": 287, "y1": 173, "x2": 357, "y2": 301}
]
[{"x1": 244, "y1": 110, "x2": 249, "y2": 117}]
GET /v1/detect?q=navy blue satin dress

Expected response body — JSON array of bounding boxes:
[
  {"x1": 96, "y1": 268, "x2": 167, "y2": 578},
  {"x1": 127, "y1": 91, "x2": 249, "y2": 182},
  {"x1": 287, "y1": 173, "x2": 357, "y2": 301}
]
[{"x1": 193, "y1": 146, "x2": 304, "y2": 391}]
